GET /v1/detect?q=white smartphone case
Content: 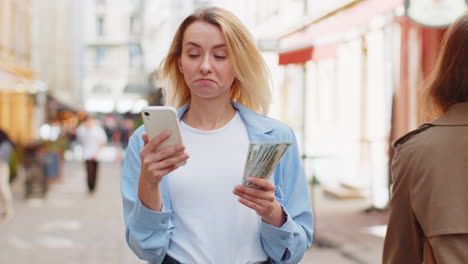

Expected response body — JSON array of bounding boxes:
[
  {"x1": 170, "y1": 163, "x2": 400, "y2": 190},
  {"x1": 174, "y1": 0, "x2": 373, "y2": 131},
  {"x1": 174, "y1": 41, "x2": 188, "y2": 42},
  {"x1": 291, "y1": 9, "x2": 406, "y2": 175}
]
[{"x1": 141, "y1": 106, "x2": 186, "y2": 166}]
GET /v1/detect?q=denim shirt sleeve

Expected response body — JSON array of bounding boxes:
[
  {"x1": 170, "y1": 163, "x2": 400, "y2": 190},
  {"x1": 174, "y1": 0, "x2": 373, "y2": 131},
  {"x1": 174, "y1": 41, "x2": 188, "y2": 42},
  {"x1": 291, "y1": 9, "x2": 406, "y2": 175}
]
[
  {"x1": 260, "y1": 128, "x2": 314, "y2": 264},
  {"x1": 0, "y1": 141, "x2": 12, "y2": 162},
  {"x1": 121, "y1": 131, "x2": 173, "y2": 264}
]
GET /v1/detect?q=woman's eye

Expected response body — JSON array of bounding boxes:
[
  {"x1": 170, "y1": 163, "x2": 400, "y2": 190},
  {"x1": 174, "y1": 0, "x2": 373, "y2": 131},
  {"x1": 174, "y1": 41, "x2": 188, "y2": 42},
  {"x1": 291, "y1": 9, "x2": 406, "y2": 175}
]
[
  {"x1": 214, "y1": 55, "x2": 226, "y2": 59},
  {"x1": 188, "y1": 54, "x2": 200, "y2": 58}
]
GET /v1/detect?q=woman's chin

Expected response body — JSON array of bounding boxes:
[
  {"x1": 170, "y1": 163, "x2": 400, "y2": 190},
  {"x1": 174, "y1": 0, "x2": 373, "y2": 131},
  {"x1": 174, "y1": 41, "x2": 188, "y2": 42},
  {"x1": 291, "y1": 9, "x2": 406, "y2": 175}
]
[{"x1": 190, "y1": 90, "x2": 230, "y2": 101}]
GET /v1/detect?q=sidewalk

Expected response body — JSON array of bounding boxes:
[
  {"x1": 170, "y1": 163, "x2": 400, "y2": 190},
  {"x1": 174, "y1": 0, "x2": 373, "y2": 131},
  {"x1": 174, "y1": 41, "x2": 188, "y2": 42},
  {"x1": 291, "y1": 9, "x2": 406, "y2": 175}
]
[
  {"x1": 1, "y1": 160, "x2": 145, "y2": 264},
  {"x1": 302, "y1": 185, "x2": 388, "y2": 263}
]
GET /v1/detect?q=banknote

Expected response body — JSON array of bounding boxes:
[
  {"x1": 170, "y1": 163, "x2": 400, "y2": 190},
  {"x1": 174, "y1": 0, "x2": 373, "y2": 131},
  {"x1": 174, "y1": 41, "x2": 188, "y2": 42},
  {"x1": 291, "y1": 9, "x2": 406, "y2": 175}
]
[{"x1": 242, "y1": 142, "x2": 291, "y2": 188}]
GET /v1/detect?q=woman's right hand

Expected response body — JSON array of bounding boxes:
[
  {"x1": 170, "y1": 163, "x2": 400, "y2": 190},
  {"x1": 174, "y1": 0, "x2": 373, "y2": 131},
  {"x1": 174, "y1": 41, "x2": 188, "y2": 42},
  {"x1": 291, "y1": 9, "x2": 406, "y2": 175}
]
[{"x1": 138, "y1": 131, "x2": 189, "y2": 211}]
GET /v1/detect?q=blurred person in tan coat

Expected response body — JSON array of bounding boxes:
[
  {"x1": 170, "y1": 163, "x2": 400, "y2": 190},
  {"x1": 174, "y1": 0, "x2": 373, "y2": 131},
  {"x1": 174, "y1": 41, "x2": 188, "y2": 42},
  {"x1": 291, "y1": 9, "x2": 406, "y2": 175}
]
[{"x1": 383, "y1": 12, "x2": 468, "y2": 263}]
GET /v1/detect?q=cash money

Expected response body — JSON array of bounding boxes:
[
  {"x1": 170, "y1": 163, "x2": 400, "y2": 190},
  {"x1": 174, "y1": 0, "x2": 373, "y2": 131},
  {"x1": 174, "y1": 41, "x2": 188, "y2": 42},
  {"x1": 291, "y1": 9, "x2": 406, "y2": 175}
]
[{"x1": 242, "y1": 142, "x2": 291, "y2": 188}]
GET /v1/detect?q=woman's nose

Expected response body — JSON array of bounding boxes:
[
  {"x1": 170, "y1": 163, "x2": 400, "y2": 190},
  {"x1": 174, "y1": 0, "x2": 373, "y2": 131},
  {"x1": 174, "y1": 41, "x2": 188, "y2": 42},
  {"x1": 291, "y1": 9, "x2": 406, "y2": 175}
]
[{"x1": 200, "y1": 56, "x2": 212, "y2": 73}]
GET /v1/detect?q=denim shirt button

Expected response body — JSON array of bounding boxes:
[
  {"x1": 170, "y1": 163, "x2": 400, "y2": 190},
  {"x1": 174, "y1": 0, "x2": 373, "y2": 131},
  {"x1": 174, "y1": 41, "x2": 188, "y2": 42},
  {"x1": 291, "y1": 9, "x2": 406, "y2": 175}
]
[{"x1": 280, "y1": 234, "x2": 288, "y2": 240}]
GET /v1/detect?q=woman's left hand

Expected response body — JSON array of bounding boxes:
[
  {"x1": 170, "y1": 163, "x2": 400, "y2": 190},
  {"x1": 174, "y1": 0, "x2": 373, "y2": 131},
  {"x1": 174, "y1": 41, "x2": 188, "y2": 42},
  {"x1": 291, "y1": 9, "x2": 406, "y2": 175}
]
[{"x1": 233, "y1": 177, "x2": 286, "y2": 228}]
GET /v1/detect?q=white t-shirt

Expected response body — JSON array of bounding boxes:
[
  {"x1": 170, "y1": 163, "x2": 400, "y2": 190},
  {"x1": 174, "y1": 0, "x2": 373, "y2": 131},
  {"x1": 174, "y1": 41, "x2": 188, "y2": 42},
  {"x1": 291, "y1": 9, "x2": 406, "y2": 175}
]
[
  {"x1": 76, "y1": 124, "x2": 107, "y2": 160},
  {"x1": 167, "y1": 112, "x2": 268, "y2": 264}
]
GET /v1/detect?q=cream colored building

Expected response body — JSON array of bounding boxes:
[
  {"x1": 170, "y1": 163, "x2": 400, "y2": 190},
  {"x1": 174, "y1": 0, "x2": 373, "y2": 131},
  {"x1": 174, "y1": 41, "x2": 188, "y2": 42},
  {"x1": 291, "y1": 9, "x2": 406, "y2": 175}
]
[
  {"x1": 142, "y1": 0, "x2": 194, "y2": 74},
  {"x1": 83, "y1": 0, "x2": 148, "y2": 113},
  {"x1": 0, "y1": 0, "x2": 35, "y2": 144},
  {"x1": 31, "y1": 0, "x2": 84, "y2": 111}
]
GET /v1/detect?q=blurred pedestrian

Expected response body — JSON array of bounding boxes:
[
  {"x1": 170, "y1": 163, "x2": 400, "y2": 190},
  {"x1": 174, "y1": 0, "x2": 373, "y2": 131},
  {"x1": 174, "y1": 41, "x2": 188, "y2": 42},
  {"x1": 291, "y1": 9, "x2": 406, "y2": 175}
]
[
  {"x1": 0, "y1": 129, "x2": 14, "y2": 223},
  {"x1": 102, "y1": 114, "x2": 119, "y2": 144},
  {"x1": 121, "y1": 7, "x2": 313, "y2": 264},
  {"x1": 112, "y1": 117, "x2": 135, "y2": 164},
  {"x1": 113, "y1": 117, "x2": 134, "y2": 150},
  {"x1": 76, "y1": 115, "x2": 107, "y2": 194},
  {"x1": 383, "y1": 12, "x2": 468, "y2": 263}
]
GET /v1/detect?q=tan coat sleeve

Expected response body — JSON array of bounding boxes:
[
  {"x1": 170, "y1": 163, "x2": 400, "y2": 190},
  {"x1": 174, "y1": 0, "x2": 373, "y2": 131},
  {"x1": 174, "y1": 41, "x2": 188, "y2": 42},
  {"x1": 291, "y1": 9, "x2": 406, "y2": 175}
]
[
  {"x1": 382, "y1": 146, "x2": 424, "y2": 263},
  {"x1": 427, "y1": 234, "x2": 468, "y2": 263}
]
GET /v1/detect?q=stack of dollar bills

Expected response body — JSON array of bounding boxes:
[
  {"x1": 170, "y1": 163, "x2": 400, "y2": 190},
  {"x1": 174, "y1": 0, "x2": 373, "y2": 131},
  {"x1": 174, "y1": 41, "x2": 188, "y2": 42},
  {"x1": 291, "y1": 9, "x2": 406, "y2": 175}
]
[{"x1": 242, "y1": 142, "x2": 291, "y2": 188}]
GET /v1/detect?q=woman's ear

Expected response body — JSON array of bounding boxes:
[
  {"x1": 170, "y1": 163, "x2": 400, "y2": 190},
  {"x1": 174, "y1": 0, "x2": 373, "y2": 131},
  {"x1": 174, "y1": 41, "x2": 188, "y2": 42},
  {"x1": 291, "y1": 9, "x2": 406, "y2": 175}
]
[{"x1": 177, "y1": 57, "x2": 183, "y2": 74}]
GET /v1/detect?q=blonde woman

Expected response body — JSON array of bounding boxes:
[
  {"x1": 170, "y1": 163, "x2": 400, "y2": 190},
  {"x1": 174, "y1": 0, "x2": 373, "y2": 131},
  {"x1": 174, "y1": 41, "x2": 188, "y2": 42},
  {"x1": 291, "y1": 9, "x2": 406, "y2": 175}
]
[{"x1": 121, "y1": 7, "x2": 313, "y2": 264}]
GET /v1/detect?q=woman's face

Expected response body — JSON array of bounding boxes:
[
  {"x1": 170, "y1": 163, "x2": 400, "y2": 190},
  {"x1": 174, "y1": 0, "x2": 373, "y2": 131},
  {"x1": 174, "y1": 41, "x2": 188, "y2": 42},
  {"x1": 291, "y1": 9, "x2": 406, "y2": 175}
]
[{"x1": 178, "y1": 21, "x2": 235, "y2": 102}]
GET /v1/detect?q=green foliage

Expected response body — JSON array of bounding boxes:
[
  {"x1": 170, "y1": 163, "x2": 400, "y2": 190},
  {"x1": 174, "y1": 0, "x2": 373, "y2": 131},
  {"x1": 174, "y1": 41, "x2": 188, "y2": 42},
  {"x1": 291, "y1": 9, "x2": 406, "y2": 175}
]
[
  {"x1": 41, "y1": 136, "x2": 70, "y2": 152},
  {"x1": 9, "y1": 146, "x2": 22, "y2": 183}
]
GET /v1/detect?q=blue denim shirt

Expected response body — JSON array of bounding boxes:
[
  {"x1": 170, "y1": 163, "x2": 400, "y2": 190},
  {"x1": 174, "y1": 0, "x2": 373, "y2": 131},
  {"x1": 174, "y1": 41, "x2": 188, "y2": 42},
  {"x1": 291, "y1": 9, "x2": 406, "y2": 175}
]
[{"x1": 121, "y1": 102, "x2": 314, "y2": 264}]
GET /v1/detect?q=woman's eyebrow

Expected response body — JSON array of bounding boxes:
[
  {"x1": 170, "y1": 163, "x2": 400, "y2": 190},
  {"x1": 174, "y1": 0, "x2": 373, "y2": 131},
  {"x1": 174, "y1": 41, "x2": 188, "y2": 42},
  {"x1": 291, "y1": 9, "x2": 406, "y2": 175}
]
[{"x1": 185, "y1": 42, "x2": 225, "y2": 49}]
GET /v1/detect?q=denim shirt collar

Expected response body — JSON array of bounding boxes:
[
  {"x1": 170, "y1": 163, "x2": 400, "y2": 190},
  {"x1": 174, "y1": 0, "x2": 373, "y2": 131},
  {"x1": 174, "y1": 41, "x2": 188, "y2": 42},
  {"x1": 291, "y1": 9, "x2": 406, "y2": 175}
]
[{"x1": 176, "y1": 101, "x2": 275, "y2": 141}]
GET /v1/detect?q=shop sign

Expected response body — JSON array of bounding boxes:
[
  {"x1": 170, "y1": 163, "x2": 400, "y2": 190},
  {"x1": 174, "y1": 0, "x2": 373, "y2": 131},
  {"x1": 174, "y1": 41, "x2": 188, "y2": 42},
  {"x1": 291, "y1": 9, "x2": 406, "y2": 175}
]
[{"x1": 405, "y1": 0, "x2": 467, "y2": 27}]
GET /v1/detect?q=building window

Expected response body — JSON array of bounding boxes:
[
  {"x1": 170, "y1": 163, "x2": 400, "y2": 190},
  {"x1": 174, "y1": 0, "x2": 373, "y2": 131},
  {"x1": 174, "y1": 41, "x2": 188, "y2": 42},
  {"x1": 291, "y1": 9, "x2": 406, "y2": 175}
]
[
  {"x1": 96, "y1": 46, "x2": 106, "y2": 67},
  {"x1": 92, "y1": 83, "x2": 111, "y2": 94},
  {"x1": 128, "y1": 44, "x2": 142, "y2": 68},
  {"x1": 129, "y1": 16, "x2": 140, "y2": 34},
  {"x1": 97, "y1": 16, "x2": 105, "y2": 36}
]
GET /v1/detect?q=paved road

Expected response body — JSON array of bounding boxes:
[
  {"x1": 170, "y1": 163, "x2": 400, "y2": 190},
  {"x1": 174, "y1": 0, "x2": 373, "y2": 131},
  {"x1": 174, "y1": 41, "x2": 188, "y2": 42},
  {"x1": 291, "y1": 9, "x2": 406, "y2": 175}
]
[
  {"x1": 0, "y1": 161, "x2": 145, "y2": 264},
  {"x1": 0, "y1": 159, "x2": 385, "y2": 263}
]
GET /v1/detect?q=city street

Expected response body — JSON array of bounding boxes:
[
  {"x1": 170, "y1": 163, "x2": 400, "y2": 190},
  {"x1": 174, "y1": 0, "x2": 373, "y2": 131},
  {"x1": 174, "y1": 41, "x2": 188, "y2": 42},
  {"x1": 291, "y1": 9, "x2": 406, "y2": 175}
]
[
  {"x1": 1, "y1": 0, "x2": 465, "y2": 263},
  {"x1": 0, "y1": 160, "x2": 145, "y2": 264},
  {"x1": 0, "y1": 153, "x2": 386, "y2": 264}
]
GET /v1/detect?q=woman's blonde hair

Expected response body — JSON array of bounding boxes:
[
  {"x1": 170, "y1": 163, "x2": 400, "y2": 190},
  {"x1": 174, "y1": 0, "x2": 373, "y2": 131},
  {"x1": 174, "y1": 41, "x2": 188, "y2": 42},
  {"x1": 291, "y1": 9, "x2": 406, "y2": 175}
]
[{"x1": 157, "y1": 7, "x2": 272, "y2": 115}]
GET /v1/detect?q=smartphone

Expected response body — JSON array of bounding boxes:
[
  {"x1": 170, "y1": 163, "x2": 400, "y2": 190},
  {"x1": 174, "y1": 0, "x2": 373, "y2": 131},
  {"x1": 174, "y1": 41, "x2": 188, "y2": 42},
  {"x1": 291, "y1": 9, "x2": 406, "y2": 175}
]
[{"x1": 141, "y1": 106, "x2": 186, "y2": 166}]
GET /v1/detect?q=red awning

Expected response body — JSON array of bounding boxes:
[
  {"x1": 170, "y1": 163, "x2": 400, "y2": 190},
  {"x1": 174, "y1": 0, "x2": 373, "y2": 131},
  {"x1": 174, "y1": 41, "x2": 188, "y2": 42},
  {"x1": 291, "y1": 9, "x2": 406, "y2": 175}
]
[
  {"x1": 279, "y1": 0, "x2": 404, "y2": 65},
  {"x1": 279, "y1": 44, "x2": 338, "y2": 65}
]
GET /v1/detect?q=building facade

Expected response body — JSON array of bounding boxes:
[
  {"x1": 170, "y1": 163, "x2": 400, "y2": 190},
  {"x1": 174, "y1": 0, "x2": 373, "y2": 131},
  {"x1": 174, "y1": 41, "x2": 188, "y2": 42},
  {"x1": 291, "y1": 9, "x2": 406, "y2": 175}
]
[
  {"x1": 83, "y1": 0, "x2": 148, "y2": 114},
  {"x1": 0, "y1": 0, "x2": 35, "y2": 144},
  {"x1": 278, "y1": 0, "x2": 404, "y2": 208},
  {"x1": 31, "y1": 0, "x2": 84, "y2": 114},
  {"x1": 277, "y1": 0, "x2": 467, "y2": 208}
]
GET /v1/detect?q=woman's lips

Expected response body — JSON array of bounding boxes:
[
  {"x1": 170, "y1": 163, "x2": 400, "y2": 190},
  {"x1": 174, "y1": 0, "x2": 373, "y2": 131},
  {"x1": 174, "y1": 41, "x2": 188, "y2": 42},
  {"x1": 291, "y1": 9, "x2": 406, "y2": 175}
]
[{"x1": 196, "y1": 78, "x2": 215, "y2": 83}]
